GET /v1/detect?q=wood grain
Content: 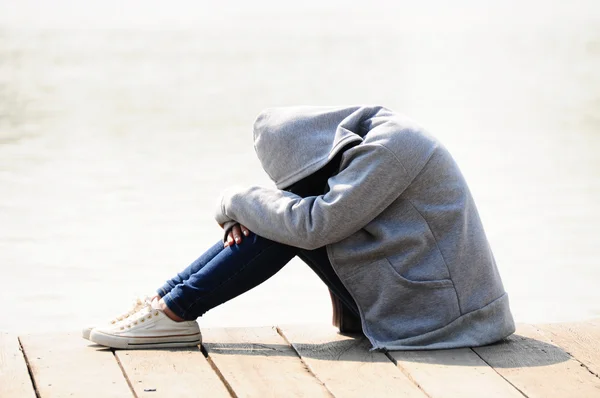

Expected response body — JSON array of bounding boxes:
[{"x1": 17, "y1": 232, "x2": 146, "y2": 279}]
[
  {"x1": 19, "y1": 332, "x2": 132, "y2": 397},
  {"x1": 0, "y1": 333, "x2": 36, "y2": 398},
  {"x1": 389, "y1": 347, "x2": 524, "y2": 398},
  {"x1": 473, "y1": 324, "x2": 600, "y2": 398},
  {"x1": 537, "y1": 320, "x2": 600, "y2": 376},
  {"x1": 278, "y1": 324, "x2": 426, "y2": 398},
  {"x1": 115, "y1": 347, "x2": 231, "y2": 397},
  {"x1": 203, "y1": 326, "x2": 331, "y2": 398}
]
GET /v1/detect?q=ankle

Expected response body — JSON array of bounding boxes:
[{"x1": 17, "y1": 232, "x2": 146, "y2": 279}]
[{"x1": 158, "y1": 299, "x2": 185, "y2": 322}]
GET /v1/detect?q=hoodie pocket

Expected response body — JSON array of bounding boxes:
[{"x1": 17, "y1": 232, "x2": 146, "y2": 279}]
[
  {"x1": 345, "y1": 258, "x2": 460, "y2": 342},
  {"x1": 382, "y1": 258, "x2": 454, "y2": 289}
]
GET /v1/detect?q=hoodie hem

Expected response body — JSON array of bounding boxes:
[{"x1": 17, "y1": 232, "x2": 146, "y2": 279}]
[{"x1": 368, "y1": 293, "x2": 515, "y2": 351}]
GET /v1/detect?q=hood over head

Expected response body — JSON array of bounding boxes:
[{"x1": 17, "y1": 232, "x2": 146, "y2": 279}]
[{"x1": 253, "y1": 106, "x2": 365, "y2": 189}]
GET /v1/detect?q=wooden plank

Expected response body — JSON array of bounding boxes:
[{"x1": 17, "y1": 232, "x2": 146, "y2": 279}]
[
  {"x1": 388, "y1": 348, "x2": 523, "y2": 398},
  {"x1": 537, "y1": 320, "x2": 600, "y2": 376},
  {"x1": 115, "y1": 348, "x2": 231, "y2": 397},
  {"x1": 278, "y1": 324, "x2": 426, "y2": 398},
  {"x1": 0, "y1": 333, "x2": 36, "y2": 398},
  {"x1": 473, "y1": 324, "x2": 600, "y2": 398},
  {"x1": 19, "y1": 332, "x2": 133, "y2": 398},
  {"x1": 202, "y1": 326, "x2": 331, "y2": 398}
]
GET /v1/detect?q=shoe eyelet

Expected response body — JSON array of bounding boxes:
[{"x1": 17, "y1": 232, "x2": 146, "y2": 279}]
[
  {"x1": 147, "y1": 315, "x2": 152, "y2": 319},
  {"x1": 141, "y1": 319, "x2": 145, "y2": 322},
  {"x1": 120, "y1": 326, "x2": 124, "y2": 330},
  {"x1": 154, "y1": 311, "x2": 159, "y2": 316},
  {"x1": 134, "y1": 321, "x2": 138, "y2": 325}
]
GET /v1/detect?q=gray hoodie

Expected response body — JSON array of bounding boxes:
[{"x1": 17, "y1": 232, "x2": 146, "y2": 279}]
[{"x1": 215, "y1": 105, "x2": 515, "y2": 350}]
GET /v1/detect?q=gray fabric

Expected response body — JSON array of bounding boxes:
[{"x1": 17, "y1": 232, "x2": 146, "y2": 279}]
[{"x1": 215, "y1": 105, "x2": 515, "y2": 350}]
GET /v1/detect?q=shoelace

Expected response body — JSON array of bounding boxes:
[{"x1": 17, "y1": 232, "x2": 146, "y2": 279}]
[
  {"x1": 119, "y1": 299, "x2": 161, "y2": 330},
  {"x1": 110, "y1": 296, "x2": 150, "y2": 325}
]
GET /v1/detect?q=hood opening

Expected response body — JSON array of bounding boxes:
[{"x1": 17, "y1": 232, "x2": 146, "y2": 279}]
[{"x1": 284, "y1": 141, "x2": 358, "y2": 198}]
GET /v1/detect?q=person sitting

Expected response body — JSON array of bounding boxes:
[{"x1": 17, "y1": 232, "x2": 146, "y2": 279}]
[{"x1": 85, "y1": 105, "x2": 515, "y2": 350}]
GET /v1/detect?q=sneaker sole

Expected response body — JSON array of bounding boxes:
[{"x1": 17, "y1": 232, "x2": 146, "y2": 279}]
[{"x1": 89, "y1": 330, "x2": 202, "y2": 350}]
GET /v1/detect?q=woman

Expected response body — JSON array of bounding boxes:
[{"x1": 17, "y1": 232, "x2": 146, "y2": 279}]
[{"x1": 87, "y1": 105, "x2": 515, "y2": 350}]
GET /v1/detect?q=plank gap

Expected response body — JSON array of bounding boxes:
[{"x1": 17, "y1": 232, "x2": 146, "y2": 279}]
[
  {"x1": 469, "y1": 345, "x2": 530, "y2": 398},
  {"x1": 203, "y1": 327, "x2": 331, "y2": 397},
  {"x1": 545, "y1": 321, "x2": 600, "y2": 378},
  {"x1": 474, "y1": 325, "x2": 600, "y2": 398},
  {"x1": 383, "y1": 351, "x2": 433, "y2": 398},
  {"x1": 537, "y1": 327, "x2": 600, "y2": 380},
  {"x1": 17, "y1": 337, "x2": 41, "y2": 398},
  {"x1": 112, "y1": 349, "x2": 139, "y2": 398},
  {"x1": 275, "y1": 326, "x2": 335, "y2": 398},
  {"x1": 200, "y1": 344, "x2": 237, "y2": 398},
  {"x1": 19, "y1": 333, "x2": 134, "y2": 397},
  {"x1": 278, "y1": 324, "x2": 425, "y2": 397},
  {"x1": 566, "y1": 354, "x2": 600, "y2": 380}
]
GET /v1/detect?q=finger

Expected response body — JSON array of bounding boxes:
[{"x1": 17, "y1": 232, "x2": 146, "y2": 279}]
[
  {"x1": 240, "y1": 224, "x2": 250, "y2": 236},
  {"x1": 225, "y1": 233, "x2": 234, "y2": 247},
  {"x1": 232, "y1": 225, "x2": 242, "y2": 244}
]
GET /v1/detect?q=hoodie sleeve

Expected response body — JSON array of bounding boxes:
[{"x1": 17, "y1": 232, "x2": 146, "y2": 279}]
[{"x1": 215, "y1": 143, "x2": 417, "y2": 250}]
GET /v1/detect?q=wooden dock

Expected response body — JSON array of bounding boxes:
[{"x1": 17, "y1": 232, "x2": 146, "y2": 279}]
[{"x1": 2, "y1": 320, "x2": 599, "y2": 397}]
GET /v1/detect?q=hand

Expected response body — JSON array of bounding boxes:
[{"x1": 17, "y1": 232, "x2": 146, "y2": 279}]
[{"x1": 224, "y1": 224, "x2": 250, "y2": 247}]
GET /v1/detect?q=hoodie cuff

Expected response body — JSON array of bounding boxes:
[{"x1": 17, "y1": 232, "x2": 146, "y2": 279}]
[
  {"x1": 215, "y1": 201, "x2": 232, "y2": 226},
  {"x1": 214, "y1": 195, "x2": 233, "y2": 226}
]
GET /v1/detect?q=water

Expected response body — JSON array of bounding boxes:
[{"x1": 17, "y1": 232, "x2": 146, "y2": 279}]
[{"x1": 1, "y1": 1, "x2": 599, "y2": 333}]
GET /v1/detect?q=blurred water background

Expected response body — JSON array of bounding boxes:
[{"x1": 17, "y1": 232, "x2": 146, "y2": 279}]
[{"x1": 0, "y1": 0, "x2": 599, "y2": 333}]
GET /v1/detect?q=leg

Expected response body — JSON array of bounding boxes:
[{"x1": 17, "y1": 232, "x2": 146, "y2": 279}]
[
  {"x1": 160, "y1": 233, "x2": 299, "y2": 320},
  {"x1": 297, "y1": 248, "x2": 362, "y2": 333},
  {"x1": 157, "y1": 240, "x2": 226, "y2": 298},
  {"x1": 88, "y1": 233, "x2": 299, "y2": 349},
  {"x1": 82, "y1": 242, "x2": 223, "y2": 340}
]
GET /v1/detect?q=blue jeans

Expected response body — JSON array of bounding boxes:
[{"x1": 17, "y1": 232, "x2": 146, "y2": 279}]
[{"x1": 157, "y1": 233, "x2": 359, "y2": 321}]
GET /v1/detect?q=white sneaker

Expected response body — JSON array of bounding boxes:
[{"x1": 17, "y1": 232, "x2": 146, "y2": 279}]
[
  {"x1": 89, "y1": 300, "x2": 201, "y2": 349},
  {"x1": 82, "y1": 295, "x2": 150, "y2": 340}
]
